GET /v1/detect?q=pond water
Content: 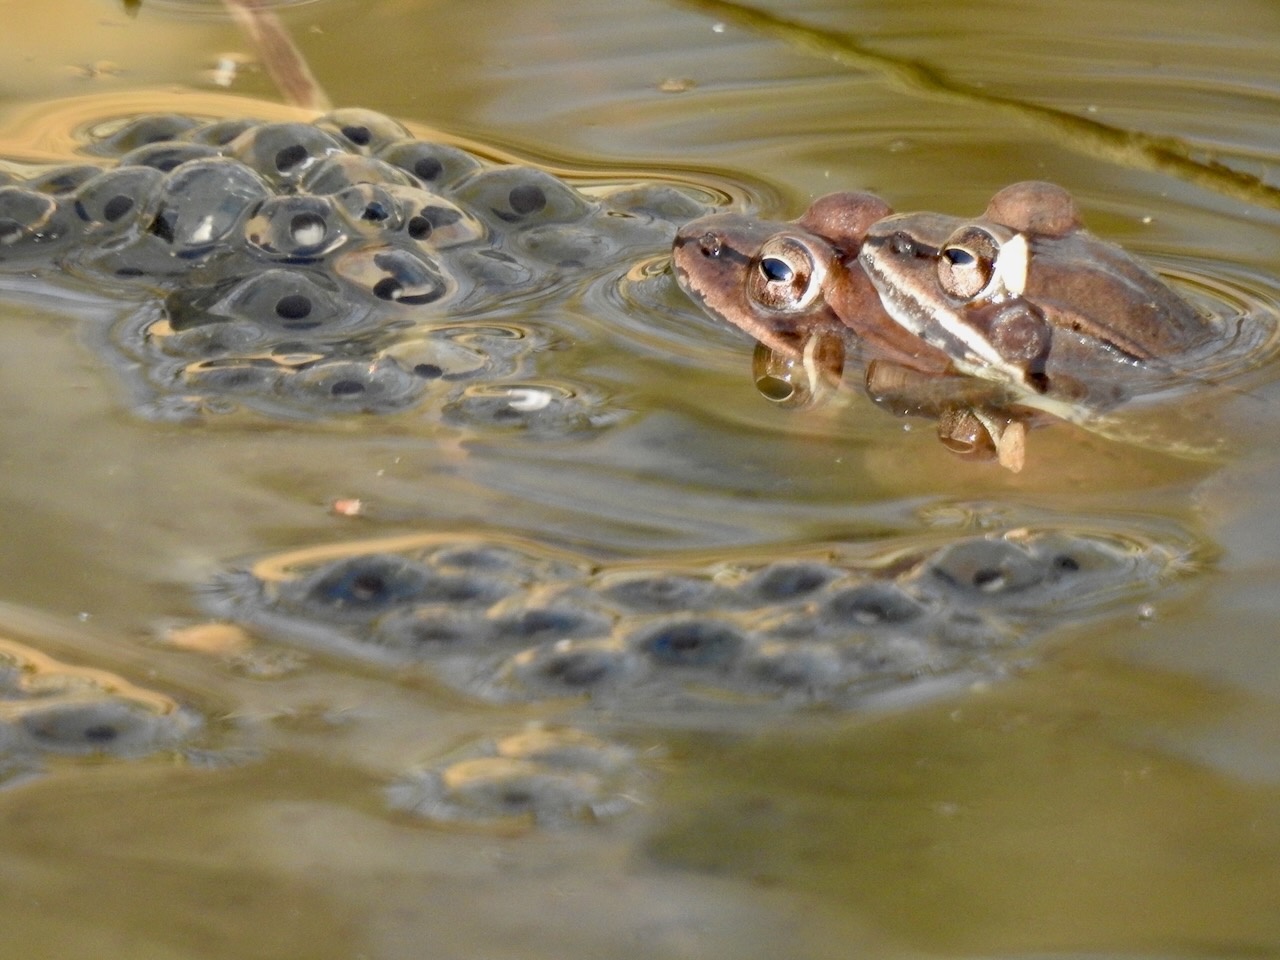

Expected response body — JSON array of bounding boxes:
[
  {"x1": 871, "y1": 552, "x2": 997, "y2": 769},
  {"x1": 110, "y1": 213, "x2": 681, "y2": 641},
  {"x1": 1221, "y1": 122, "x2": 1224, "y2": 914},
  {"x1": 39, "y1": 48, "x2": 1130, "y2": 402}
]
[{"x1": 3, "y1": 0, "x2": 1280, "y2": 957}]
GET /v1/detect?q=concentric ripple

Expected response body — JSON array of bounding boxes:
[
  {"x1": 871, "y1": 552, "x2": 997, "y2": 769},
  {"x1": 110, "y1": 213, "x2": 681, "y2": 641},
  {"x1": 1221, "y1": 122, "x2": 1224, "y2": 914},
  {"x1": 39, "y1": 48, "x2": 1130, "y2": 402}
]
[
  {"x1": 204, "y1": 523, "x2": 1203, "y2": 720},
  {"x1": 1149, "y1": 255, "x2": 1280, "y2": 390}
]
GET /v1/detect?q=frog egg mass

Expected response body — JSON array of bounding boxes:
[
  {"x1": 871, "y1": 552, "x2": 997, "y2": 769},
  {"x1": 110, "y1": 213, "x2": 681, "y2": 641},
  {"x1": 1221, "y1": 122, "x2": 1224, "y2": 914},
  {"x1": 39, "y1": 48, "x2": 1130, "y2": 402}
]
[
  {"x1": 207, "y1": 527, "x2": 1192, "y2": 715},
  {"x1": 0, "y1": 108, "x2": 712, "y2": 424}
]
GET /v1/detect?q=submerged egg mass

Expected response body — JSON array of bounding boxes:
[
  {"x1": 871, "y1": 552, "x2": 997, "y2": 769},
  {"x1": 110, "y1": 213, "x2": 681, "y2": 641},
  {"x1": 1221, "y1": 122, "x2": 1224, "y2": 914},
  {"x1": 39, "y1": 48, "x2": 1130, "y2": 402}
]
[{"x1": 207, "y1": 525, "x2": 1195, "y2": 715}]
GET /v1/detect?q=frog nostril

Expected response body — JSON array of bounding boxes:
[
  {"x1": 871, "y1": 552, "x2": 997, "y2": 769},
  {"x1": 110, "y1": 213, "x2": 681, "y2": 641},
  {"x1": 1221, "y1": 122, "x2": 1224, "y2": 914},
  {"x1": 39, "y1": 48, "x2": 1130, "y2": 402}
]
[
  {"x1": 697, "y1": 232, "x2": 723, "y2": 258},
  {"x1": 889, "y1": 231, "x2": 914, "y2": 257}
]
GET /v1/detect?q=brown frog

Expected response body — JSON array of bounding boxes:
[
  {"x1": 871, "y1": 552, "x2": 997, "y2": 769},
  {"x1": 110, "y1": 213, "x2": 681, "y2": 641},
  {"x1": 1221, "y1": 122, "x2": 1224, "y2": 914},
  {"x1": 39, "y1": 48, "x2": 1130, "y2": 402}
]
[
  {"x1": 674, "y1": 182, "x2": 1217, "y2": 470},
  {"x1": 672, "y1": 191, "x2": 949, "y2": 405}
]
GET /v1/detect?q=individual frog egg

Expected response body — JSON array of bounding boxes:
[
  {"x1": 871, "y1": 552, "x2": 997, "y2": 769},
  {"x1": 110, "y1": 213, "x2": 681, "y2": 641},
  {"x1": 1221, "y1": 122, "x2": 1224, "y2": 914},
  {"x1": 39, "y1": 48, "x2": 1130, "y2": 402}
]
[
  {"x1": 0, "y1": 186, "x2": 64, "y2": 245},
  {"x1": 740, "y1": 560, "x2": 844, "y2": 604},
  {"x1": 489, "y1": 603, "x2": 616, "y2": 644},
  {"x1": 117, "y1": 141, "x2": 222, "y2": 173},
  {"x1": 1019, "y1": 531, "x2": 1156, "y2": 610},
  {"x1": 0, "y1": 187, "x2": 77, "y2": 265},
  {"x1": 275, "y1": 357, "x2": 427, "y2": 413},
  {"x1": 451, "y1": 166, "x2": 594, "y2": 227},
  {"x1": 821, "y1": 581, "x2": 931, "y2": 629},
  {"x1": 387, "y1": 756, "x2": 609, "y2": 828},
  {"x1": 441, "y1": 381, "x2": 625, "y2": 436},
  {"x1": 409, "y1": 567, "x2": 520, "y2": 606},
  {"x1": 71, "y1": 165, "x2": 163, "y2": 232},
  {"x1": 381, "y1": 186, "x2": 485, "y2": 249},
  {"x1": 166, "y1": 267, "x2": 362, "y2": 333},
  {"x1": 72, "y1": 232, "x2": 210, "y2": 281},
  {"x1": 25, "y1": 164, "x2": 103, "y2": 196},
  {"x1": 371, "y1": 606, "x2": 497, "y2": 657},
  {"x1": 849, "y1": 632, "x2": 954, "y2": 676},
  {"x1": 331, "y1": 183, "x2": 406, "y2": 237},
  {"x1": 376, "y1": 139, "x2": 482, "y2": 189},
  {"x1": 298, "y1": 154, "x2": 416, "y2": 195},
  {"x1": 629, "y1": 617, "x2": 748, "y2": 671},
  {"x1": 333, "y1": 245, "x2": 458, "y2": 307},
  {"x1": 243, "y1": 195, "x2": 350, "y2": 260},
  {"x1": 11, "y1": 696, "x2": 198, "y2": 757},
  {"x1": 378, "y1": 333, "x2": 507, "y2": 382},
  {"x1": 736, "y1": 640, "x2": 847, "y2": 697},
  {"x1": 274, "y1": 554, "x2": 439, "y2": 623},
  {"x1": 145, "y1": 157, "x2": 273, "y2": 257},
  {"x1": 426, "y1": 542, "x2": 538, "y2": 573},
  {"x1": 595, "y1": 571, "x2": 728, "y2": 614},
  {"x1": 451, "y1": 247, "x2": 538, "y2": 293},
  {"x1": 500, "y1": 638, "x2": 646, "y2": 698},
  {"x1": 83, "y1": 113, "x2": 204, "y2": 156},
  {"x1": 387, "y1": 727, "x2": 639, "y2": 827},
  {"x1": 155, "y1": 314, "x2": 272, "y2": 360},
  {"x1": 184, "y1": 117, "x2": 259, "y2": 147},
  {"x1": 312, "y1": 108, "x2": 410, "y2": 154},
  {"x1": 913, "y1": 537, "x2": 1047, "y2": 607},
  {"x1": 63, "y1": 235, "x2": 160, "y2": 280},
  {"x1": 181, "y1": 359, "x2": 283, "y2": 399},
  {"x1": 227, "y1": 122, "x2": 347, "y2": 187},
  {"x1": 426, "y1": 539, "x2": 585, "y2": 588},
  {"x1": 514, "y1": 223, "x2": 618, "y2": 269},
  {"x1": 600, "y1": 183, "x2": 715, "y2": 223}
]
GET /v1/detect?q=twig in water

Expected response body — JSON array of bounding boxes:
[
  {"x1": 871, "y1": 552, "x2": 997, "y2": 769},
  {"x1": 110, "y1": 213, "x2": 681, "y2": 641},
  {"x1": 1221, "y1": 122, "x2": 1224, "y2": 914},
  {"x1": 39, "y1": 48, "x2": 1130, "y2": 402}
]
[{"x1": 668, "y1": 0, "x2": 1280, "y2": 210}]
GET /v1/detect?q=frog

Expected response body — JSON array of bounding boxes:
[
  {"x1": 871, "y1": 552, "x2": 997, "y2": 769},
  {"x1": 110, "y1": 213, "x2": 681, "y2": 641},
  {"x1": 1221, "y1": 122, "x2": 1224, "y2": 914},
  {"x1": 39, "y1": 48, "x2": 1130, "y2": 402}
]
[
  {"x1": 674, "y1": 181, "x2": 1218, "y2": 470},
  {"x1": 672, "y1": 190, "x2": 955, "y2": 408},
  {"x1": 673, "y1": 190, "x2": 1039, "y2": 466},
  {"x1": 858, "y1": 181, "x2": 1216, "y2": 413}
]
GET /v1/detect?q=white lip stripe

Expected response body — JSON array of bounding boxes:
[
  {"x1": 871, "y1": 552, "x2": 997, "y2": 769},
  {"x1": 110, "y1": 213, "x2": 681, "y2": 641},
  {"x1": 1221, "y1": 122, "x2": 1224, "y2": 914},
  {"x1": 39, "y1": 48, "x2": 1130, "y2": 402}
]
[
  {"x1": 865, "y1": 254, "x2": 1008, "y2": 373},
  {"x1": 877, "y1": 294, "x2": 1010, "y2": 373}
]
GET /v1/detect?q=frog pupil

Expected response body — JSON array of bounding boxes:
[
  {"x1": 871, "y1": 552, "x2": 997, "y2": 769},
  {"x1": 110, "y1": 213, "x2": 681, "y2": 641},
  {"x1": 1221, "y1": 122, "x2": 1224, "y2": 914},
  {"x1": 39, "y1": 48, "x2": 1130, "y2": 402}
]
[
  {"x1": 759, "y1": 257, "x2": 794, "y2": 283},
  {"x1": 944, "y1": 247, "x2": 975, "y2": 266}
]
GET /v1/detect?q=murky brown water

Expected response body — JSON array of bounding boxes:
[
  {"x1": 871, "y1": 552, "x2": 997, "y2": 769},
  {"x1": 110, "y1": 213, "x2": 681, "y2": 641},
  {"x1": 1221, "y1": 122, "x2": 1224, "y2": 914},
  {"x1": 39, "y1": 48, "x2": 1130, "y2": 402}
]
[{"x1": 3, "y1": 0, "x2": 1280, "y2": 957}]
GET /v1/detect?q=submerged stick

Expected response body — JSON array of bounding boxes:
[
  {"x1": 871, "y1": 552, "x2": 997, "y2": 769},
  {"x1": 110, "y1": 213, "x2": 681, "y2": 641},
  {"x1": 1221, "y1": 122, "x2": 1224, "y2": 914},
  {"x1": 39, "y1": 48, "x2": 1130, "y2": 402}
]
[
  {"x1": 669, "y1": 0, "x2": 1280, "y2": 210},
  {"x1": 220, "y1": 0, "x2": 331, "y2": 111}
]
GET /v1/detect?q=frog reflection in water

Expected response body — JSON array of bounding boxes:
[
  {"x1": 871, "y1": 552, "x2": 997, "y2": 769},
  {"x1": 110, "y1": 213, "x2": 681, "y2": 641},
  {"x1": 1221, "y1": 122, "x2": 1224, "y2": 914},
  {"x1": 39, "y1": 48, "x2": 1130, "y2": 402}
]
[{"x1": 672, "y1": 181, "x2": 1217, "y2": 470}]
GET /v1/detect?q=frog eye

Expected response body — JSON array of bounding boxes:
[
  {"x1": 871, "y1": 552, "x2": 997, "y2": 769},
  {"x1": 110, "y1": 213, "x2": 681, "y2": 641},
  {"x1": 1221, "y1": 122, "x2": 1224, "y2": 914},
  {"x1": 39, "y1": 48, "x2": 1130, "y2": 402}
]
[
  {"x1": 938, "y1": 226, "x2": 1000, "y2": 300},
  {"x1": 747, "y1": 236, "x2": 827, "y2": 313},
  {"x1": 759, "y1": 257, "x2": 794, "y2": 282}
]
